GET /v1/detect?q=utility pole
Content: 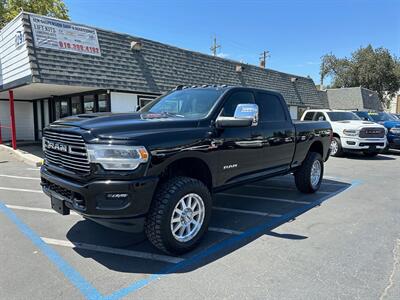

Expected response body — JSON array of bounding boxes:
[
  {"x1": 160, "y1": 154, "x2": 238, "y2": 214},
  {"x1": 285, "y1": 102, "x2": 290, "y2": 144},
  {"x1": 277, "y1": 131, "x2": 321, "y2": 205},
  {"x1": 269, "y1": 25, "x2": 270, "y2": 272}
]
[
  {"x1": 259, "y1": 50, "x2": 270, "y2": 68},
  {"x1": 210, "y1": 36, "x2": 221, "y2": 57}
]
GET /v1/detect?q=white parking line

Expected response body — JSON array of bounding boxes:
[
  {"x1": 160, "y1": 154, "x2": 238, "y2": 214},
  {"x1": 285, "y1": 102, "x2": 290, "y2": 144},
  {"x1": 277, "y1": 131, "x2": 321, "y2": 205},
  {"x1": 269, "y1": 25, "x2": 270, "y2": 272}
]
[
  {"x1": 218, "y1": 193, "x2": 310, "y2": 204},
  {"x1": 265, "y1": 177, "x2": 349, "y2": 187},
  {"x1": 209, "y1": 227, "x2": 243, "y2": 235},
  {"x1": 0, "y1": 174, "x2": 40, "y2": 180},
  {"x1": 5, "y1": 204, "x2": 79, "y2": 216},
  {"x1": 0, "y1": 187, "x2": 42, "y2": 193},
  {"x1": 213, "y1": 206, "x2": 282, "y2": 217},
  {"x1": 41, "y1": 237, "x2": 184, "y2": 264},
  {"x1": 5, "y1": 204, "x2": 244, "y2": 237},
  {"x1": 245, "y1": 184, "x2": 332, "y2": 194}
]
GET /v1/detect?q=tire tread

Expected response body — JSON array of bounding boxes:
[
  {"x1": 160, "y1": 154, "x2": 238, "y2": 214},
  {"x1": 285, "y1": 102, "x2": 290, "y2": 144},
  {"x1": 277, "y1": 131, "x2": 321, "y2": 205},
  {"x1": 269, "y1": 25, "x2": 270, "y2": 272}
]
[{"x1": 145, "y1": 176, "x2": 209, "y2": 254}]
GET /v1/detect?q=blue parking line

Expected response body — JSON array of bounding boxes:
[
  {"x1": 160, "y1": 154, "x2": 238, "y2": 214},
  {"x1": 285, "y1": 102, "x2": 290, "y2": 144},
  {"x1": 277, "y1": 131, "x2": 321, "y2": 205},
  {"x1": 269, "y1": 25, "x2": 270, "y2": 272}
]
[
  {"x1": 0, "y1": 202, "x2": 102, "y2": 300},
  {"x1": 0, "y1": 178, "x2": 363, "y2": 300},
  {"x1": 105, "y1": 179, "x2": 363, "y2": 300}
]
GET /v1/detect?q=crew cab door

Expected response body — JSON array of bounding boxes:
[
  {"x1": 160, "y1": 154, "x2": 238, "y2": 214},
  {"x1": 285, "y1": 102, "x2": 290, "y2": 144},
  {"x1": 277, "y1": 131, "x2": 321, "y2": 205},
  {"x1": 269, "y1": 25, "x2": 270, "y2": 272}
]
[
  {"x1": 214, "y1": 90, "x2": 260, "y2": 184},
  {"x1": 252, "y1": 92, "x2": 296, "y2": 171}
]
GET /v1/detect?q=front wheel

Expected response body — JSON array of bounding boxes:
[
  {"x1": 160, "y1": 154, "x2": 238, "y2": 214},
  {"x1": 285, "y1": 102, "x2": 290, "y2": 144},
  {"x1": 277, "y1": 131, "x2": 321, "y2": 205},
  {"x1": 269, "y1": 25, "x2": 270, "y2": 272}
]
[
  {"x1": 294, "y1": 152, "x2": 324, "y2": 193},
  {"x1": 330, "y1": 137, "x2": 343, "y2": 157},
  {"x1": 145, "y1": 176, "x2": 212, "y2": 254}
]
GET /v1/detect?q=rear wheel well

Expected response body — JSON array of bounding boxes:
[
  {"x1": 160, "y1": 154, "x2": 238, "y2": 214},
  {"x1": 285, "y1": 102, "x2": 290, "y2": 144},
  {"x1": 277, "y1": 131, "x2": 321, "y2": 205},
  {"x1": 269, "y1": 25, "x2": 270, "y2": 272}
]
[
  {"x1": 160, "y1": 158, "x2": 212, "y2": 191},
  {"x1": 309, "y1": 141, "x2": 323, "y2": 156}
]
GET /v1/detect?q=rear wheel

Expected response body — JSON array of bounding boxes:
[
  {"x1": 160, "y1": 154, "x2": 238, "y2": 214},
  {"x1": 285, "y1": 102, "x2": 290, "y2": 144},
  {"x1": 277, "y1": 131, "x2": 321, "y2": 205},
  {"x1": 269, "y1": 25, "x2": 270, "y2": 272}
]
[
  {"x1": 330, "y1": 137, "x2": 343, "y2": 157},
  {"x1": 294, "y1": 152, "x2": 324, "y2": 193},
  {"x1": 145, "y1": 176, "x2": 212, "y2": 254}
]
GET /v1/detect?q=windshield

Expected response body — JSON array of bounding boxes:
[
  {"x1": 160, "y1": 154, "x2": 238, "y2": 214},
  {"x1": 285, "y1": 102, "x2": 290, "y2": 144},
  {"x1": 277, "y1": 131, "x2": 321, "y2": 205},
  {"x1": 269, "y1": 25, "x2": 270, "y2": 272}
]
[
  {"x1": 368, "y1": 112, "x2": 397, "y2": 122},
  {"x1": 353, "y1": 111, "x2": 372, "y2": 121},
  {"x1": 327, "y1": 112, "x2": 361, "y2": 121},
  {"x1": 391, "y1": 114, "x2": 400, "y2": 120},
  {"x1": 140, "y1": 88, "x2": 224, "y2": 118}
]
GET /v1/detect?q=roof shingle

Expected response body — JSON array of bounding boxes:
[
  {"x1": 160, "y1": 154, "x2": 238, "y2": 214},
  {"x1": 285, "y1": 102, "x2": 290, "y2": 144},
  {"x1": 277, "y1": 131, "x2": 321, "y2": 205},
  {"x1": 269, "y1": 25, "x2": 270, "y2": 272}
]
[{"x1": 23, "y1": 13, "x2": 325, "y2": 107}]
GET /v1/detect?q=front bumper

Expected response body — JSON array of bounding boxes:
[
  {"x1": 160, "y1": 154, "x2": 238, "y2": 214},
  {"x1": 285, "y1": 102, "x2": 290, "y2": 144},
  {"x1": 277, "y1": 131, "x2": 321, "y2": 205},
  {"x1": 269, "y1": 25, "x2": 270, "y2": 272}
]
[
  {"x1": 341, "y1": 137, "x2": 386, "y2": 152},
  {"x1": 40, "y1": 165, "x2": 158, "y2": 232},
  {"x1": 387, "y1": 135, "x2": 400, "y2": 149}
]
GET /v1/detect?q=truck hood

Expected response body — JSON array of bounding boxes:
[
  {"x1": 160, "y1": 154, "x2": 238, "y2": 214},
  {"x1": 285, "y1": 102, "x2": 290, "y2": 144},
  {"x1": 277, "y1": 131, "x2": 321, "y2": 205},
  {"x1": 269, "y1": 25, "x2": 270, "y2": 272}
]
[
  {"x1": 377, "y1": 120, "x2": 400, "y2": 129},
  {"x1": 50, "y1": 112, "x2": 200, "y2": 139},
  {"x1": 331, "y1": 120, "x2": 385, "y2": 130}
]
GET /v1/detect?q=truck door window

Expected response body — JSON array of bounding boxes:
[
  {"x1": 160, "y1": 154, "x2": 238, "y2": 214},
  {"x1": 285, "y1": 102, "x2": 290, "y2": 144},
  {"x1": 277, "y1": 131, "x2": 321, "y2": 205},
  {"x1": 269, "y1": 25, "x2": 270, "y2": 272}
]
[
  {"x1": 256, "y1": 93, "x2": 287, "y2": 122},
  {"x1": 313, "y1": 112, "x2": 326, "y2": 121},
  {"x1": 220, "y1": 91, "x2": 255, "y2": 117},
  {"x1": 303, "y1": 112, "x2": 315, "y2": 120}
]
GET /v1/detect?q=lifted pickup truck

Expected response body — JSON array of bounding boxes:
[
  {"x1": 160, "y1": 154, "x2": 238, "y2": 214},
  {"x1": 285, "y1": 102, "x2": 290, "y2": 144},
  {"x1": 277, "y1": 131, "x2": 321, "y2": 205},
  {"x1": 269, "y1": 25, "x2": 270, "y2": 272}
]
[{"x1": 41, "y1": 86, "x2": 331, "y2": 254}]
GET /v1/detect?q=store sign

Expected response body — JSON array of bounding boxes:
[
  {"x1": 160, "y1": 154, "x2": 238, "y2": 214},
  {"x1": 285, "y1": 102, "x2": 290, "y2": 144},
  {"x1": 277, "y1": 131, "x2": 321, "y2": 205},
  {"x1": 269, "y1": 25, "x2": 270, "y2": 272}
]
[
  {"x1": 30, "y1": 15, "x2": 101, "y2": 56},
  {"x1": 15, "y1": 31, "x2": 25, "y2": 48}
]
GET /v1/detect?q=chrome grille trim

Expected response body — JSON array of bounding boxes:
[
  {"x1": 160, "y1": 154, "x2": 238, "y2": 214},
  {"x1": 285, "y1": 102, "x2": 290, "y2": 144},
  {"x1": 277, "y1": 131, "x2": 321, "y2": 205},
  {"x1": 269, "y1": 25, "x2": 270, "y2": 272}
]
[
  {"x1": 359, "y1": 127, "x2": 385, "y2": 138},
  {"x1": 43, "y1": 130, "x2": 90, "y2": 174}
]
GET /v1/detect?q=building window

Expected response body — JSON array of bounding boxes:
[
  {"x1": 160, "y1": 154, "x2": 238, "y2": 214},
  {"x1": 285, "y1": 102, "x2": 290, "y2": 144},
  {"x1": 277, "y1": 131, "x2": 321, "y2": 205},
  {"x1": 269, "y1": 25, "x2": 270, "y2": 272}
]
[
  {"x1": 54, "y1": 100, "x2": 69, "y2": 119},
  {"x1": 71, "y1": 96, "x2": 82, "y2": 115},
  {"x1": 60, "y1": 100, "x2": 69, "y2": 118},
  {"x1": 54, "y1": 101, "x2": 61, "y2": 120},
  {"x1": 98, "y1": 94, "x2": 110, "y2": 112},
  {"x1": 138, "y1": 95, "x2": 159, "y2": 109},
  {"x1": 50, "y1": 91, "x2": 111, "y2": 121},
  {"x1": 84, "y1": 95, "x2": 95, "y2": 114}
]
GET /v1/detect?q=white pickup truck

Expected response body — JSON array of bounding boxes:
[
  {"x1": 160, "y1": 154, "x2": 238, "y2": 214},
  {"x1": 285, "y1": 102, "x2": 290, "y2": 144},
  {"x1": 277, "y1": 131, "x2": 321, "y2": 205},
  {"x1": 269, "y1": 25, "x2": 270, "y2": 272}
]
[{"x1": 301, "y1": 110, "x2": 387, "y2": 157}]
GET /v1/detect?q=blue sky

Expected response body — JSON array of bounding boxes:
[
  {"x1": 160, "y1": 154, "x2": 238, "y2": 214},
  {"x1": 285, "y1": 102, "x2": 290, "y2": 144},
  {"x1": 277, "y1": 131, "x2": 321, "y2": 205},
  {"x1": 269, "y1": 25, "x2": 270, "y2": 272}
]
[{"x1": 65, "y1": 0, "x2": 399, "y2": 84}]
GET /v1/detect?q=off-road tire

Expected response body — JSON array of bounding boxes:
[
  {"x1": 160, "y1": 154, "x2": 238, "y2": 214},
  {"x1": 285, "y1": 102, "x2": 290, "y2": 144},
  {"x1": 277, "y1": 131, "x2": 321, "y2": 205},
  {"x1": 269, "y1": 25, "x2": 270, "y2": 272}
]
[
  {"x1": 294, "y1": 152, "x2": 324, "y2": 194},
  {"x1": 145, "y1": 176, "x2": 212, "y2": 254}
]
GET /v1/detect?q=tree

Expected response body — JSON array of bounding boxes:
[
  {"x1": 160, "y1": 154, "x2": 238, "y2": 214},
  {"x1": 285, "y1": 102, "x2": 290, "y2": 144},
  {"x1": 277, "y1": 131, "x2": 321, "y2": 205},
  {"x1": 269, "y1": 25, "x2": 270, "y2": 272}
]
[
  {"x1": 320, "y1": 45, "x2": 400, "y2": 106},
  {"x1": 0, "y1": 0, "x2": 69, "y2": 28}
]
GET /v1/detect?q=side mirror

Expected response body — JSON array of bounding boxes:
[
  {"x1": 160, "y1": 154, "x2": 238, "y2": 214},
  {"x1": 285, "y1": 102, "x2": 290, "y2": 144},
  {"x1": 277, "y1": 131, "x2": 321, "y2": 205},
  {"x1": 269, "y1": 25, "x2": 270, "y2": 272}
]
[{"x1": 216, "y1": 103, "x2": 259, "y2": 128}]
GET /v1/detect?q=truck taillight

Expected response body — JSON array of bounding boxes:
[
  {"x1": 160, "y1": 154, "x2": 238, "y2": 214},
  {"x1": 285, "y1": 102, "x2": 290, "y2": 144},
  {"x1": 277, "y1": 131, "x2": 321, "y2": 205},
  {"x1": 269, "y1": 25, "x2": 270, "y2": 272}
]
[{"x1": 329, "y1": 129, "x2": 333, "y2": 142}]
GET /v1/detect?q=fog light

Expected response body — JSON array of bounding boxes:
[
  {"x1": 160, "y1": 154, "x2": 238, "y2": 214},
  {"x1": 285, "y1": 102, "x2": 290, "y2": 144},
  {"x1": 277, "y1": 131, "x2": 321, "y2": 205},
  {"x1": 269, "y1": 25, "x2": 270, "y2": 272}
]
[
  {"x1": 346, "y1": 141, "x2": 356, "y2": 145},
  {"x1": 106, "y1": 193, "x2": 129, "y2": 200}
]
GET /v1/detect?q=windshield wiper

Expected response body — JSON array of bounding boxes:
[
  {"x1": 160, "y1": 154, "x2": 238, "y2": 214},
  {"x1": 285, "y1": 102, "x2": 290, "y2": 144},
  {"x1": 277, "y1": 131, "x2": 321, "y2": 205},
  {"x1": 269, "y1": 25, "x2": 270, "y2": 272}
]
[{"x1": 161, "y1": 112, "x2": 185, "y2": 118}]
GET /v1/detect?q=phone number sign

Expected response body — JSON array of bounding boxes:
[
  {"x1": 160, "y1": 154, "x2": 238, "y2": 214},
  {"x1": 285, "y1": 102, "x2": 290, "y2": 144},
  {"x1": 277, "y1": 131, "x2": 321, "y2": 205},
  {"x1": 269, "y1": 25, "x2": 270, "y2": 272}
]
[{"x1": 30, "y1": 15, "x2": 101, "y2": 56}]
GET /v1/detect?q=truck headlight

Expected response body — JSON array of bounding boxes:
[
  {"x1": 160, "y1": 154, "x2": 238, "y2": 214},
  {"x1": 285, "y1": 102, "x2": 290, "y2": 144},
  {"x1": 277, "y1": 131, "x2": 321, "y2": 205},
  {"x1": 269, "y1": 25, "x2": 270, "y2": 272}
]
[
  {"x1": 343, "y1": 129, "x2": 358, "y2": 136},
  {"x1": 389, "y1": 127, "x2": 400, "y2": 135},
  {"x1": 87, "y1": 145, "x2": 149, "y2": 170}
]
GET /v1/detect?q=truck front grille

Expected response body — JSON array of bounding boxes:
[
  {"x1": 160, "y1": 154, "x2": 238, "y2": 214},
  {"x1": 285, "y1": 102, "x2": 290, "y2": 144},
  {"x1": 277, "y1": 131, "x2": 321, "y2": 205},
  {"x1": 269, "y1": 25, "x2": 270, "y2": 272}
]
[
  {"x1": 43, "y1": 130, "x2": 90, "y2": 174},
  {"x1": 359, "y1": 127, "x2": 385, "y2": 138}
]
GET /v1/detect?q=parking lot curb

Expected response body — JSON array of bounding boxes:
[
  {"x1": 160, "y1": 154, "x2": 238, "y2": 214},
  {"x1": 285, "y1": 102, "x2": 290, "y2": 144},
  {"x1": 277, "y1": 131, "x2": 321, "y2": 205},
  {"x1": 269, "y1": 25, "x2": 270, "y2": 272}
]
[{"x1": 0, "y1": 145, "x2": 43, "y2": 167}]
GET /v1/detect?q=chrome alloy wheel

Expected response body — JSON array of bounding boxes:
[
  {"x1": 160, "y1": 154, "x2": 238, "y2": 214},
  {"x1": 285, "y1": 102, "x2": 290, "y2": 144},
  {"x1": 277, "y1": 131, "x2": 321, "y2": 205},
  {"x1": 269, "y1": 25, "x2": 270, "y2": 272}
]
[
  {"x1": 170, "y1": 193, "x2": 205, "y2": 243},
  {"x1": 310, "y1": 160, "x2": 322, "y2": 188},
  {"x1": 330, "y1": 140, "x2": 338, "y2": 156}
]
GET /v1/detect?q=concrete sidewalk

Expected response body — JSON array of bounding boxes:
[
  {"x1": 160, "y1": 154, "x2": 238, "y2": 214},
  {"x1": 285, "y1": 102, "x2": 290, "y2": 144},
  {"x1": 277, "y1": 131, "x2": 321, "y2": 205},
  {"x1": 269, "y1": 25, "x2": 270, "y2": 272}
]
[{"x1": 0, "y1": 142, "x2": 43, "y2": 167}]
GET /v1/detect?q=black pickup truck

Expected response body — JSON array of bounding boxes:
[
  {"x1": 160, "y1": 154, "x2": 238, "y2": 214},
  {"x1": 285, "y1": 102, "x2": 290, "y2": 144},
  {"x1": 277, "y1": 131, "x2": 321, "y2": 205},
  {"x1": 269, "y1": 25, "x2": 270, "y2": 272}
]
[{"x1": 41, "y1": 86, "x2": 332, "y2": 254}]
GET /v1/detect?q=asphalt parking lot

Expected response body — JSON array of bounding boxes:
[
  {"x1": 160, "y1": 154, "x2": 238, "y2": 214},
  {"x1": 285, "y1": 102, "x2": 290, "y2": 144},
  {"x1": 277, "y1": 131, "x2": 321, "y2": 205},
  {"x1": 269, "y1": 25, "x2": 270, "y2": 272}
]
[{"x1": 0, "y1": 148, "x2": 399, "y2": 300}]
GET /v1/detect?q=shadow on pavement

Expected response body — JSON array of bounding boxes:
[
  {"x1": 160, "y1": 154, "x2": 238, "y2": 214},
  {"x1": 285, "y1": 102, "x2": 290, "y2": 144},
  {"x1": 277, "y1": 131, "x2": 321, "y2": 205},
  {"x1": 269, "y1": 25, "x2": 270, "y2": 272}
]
[
  {"x1": 343, "y1": 152, "x2": 396, "y2": 160},
  {"x1": 66, "y1": 176, "x2": 352, "y2": 274}
]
